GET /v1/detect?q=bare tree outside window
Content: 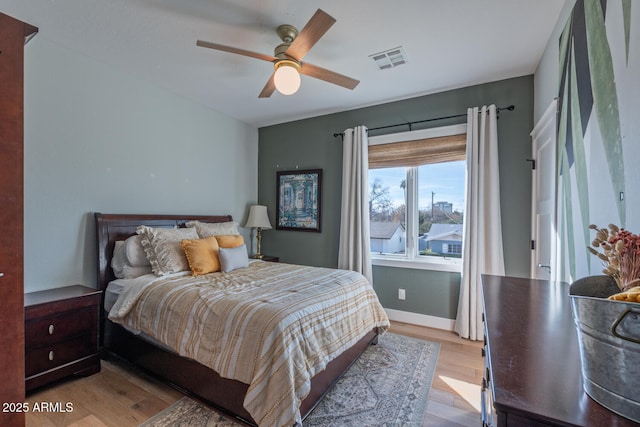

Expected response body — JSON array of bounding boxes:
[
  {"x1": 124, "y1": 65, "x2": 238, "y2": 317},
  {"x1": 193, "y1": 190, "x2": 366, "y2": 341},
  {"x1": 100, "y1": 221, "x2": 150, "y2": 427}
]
[{"x1": 369, "y1": 161, "x2": 464, "y2": 259}]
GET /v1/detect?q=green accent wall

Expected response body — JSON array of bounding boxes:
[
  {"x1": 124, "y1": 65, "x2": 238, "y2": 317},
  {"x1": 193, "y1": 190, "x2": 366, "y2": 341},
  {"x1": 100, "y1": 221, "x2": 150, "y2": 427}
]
[
  {"x1": 372, "y1": 267, "x2": 460, "y2": 319},
  {"x1": 258, "y1": 76, "x2": 534, "y2": 319}
]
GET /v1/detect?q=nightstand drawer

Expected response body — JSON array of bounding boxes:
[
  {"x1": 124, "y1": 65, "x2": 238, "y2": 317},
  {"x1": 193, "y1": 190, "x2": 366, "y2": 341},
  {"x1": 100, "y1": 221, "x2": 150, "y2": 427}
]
[
  {"x1": 25, "y1": 306, "x2": 95, "y2": 348},
  {"x1": 25, "y1": 334, "x2": 95, "y2": 377}
]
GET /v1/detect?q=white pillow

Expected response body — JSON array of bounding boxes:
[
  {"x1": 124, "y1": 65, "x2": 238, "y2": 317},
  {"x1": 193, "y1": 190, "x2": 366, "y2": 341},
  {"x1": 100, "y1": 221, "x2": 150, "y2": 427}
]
[
  {"x1": 219, "y1": 244, "x2": 249, "y2": 273},
  {"x1": 186, "y1": 220, "x2": 239, "y2": 238},
  {"x1": 111, "y1": 241, "x2": 128, "y2": 278},
  {"x1": 136, "y1": 225, "x2": 199, "y2": 276},
  {"x1": 124, "y1": 234, "x2": 150, "y2": 267},
  {"x1": 111, "y1": 240, "x2": 153, "y2": 279}
]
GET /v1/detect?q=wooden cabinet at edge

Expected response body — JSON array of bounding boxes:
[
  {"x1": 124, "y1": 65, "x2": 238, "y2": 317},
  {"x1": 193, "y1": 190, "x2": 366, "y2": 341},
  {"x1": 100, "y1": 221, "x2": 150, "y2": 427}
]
[{"x1": 0, "y1": 12, "x2": 37, "y2": 427}]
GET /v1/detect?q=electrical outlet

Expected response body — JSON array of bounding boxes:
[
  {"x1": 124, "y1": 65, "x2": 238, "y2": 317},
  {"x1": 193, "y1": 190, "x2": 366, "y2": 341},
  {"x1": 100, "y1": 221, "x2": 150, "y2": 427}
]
[{"x1": 398, "y1": 288, "x2": 406, "y2": 300}]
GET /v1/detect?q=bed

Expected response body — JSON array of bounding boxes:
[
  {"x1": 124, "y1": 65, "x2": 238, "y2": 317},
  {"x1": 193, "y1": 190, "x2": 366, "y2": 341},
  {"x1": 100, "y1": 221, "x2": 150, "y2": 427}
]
[{"x1": 95, "y1": 213, "x2": 389, "y2": 427}]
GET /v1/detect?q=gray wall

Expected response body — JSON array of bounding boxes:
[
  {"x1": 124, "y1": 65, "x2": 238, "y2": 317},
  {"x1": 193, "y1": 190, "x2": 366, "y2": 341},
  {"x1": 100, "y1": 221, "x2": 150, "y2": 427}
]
[
  {"x1": 23, "y1": 37, "x2": 259, "y2": 292},
  {"x1": 258, "y1": 76, "x2": 534, "y2": 319}
]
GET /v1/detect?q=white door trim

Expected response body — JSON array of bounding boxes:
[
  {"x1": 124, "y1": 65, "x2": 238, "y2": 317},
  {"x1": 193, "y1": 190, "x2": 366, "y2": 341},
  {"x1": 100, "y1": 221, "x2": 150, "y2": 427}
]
[{"x1": 530, "y1": 99, "x2": 559, "y2": 280}]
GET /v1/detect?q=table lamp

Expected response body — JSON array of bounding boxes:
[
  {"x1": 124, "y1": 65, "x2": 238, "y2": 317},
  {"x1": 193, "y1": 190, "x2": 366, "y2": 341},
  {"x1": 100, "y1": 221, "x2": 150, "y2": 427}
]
[{"x1": 245, "y1": 205, "x2": 272, "y2": 259}]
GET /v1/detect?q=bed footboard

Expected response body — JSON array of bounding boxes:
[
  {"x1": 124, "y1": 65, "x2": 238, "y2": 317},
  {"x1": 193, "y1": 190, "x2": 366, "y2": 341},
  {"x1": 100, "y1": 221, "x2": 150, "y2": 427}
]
[{"x1": 103, "y1": 318, "x2": 379, "y2": 425}]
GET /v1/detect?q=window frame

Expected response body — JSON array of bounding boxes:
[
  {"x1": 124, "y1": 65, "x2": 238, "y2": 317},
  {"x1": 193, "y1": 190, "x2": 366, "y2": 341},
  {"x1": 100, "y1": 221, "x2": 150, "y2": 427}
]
[{"x1": 368, "y1": 123, "x2": 467, "y2": 273}]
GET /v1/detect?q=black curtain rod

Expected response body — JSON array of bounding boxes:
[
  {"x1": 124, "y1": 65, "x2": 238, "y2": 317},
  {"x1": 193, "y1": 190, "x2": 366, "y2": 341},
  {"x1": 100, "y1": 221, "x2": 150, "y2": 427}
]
[{"x1": 333, "y1": 104, "x2": 515, "y2": 138}]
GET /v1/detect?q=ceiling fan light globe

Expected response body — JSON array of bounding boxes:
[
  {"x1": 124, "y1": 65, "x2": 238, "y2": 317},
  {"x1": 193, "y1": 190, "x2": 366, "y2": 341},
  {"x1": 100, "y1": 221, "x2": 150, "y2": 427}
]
[{"x1": 274, "y1": 64, "x2": 301, "y2": 95}]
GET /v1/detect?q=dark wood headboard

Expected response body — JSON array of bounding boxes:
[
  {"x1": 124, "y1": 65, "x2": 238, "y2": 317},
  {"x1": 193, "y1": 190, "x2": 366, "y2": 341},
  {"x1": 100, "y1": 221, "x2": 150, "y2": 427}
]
[{"x1": 94, "y1": 213, "x2": 233, "y2": 292}]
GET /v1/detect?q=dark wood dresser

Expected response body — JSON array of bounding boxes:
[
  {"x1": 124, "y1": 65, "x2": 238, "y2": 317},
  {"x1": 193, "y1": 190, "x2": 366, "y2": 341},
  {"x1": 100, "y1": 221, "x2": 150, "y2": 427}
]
[
  {"x1": 481, "y1": 275, "x2": 639, "y2": 426},
  {"x1": 24, "y1": 285, "x2": 102, "y2": 392}
]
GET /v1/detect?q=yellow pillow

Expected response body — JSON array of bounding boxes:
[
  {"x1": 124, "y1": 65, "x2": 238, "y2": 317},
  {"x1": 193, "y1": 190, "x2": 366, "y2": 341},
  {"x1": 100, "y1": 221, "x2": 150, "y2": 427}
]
[
  {"x1": 215, "y1": 235, "x2": 244, "y2": 248},
  {"x1": 181, "y1": 236, "x2": 220, "y2": 276}
]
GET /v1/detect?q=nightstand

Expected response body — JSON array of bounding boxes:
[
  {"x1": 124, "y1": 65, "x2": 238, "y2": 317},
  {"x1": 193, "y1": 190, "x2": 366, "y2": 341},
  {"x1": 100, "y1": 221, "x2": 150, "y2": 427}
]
[
  {"x1": 261, "y1": 255, "x2": 279, "y2": 262},
  {"x1": 24, "y1": 285, "x2": 102, "y2": 391}
]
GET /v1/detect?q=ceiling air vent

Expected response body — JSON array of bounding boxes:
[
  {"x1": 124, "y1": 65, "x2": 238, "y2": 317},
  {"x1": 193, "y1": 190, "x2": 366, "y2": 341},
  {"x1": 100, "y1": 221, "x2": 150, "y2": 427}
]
[{"x1": 369, "y1": 46, "x2": 407, "y2": 70}]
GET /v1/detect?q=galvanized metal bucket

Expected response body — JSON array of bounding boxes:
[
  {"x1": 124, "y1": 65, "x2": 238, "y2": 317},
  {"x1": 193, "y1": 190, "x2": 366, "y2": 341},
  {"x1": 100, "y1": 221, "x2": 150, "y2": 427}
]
[{"x1": 570, "y1": 275, "x2": 640, "y2": 423}]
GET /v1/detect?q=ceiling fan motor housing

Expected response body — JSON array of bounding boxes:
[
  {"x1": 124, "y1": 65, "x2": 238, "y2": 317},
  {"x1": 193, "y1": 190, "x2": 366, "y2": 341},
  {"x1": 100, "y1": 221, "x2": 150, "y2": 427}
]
[
  {"x1": 274, "y1": 25, "x2": 299, "y2": 61},
  {"x1": 196, "y1": 9, "x2": 359, "y2": 97},
  {"x1": 276, "y1": 25, "x2": 298, "y2": 43}
]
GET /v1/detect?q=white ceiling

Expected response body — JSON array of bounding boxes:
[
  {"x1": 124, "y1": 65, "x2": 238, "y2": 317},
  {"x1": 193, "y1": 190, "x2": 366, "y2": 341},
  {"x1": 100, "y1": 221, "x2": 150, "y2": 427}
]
[{"x1": 0, "y1": 0, "x2": 564, "y2": 128}]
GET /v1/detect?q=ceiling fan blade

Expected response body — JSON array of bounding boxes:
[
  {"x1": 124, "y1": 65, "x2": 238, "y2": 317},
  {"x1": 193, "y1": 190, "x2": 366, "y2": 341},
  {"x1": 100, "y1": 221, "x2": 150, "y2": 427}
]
[
  {"x1": 196, "y1": 40, "x2": 277, "y2": 63},
  {"x1": 300, "y1": 62, "x2": 359, "y2": 90},
  {"x1": 285, "y1": 9, "x2": 336, "y2": 61},
  {"x1": 258, "y1": 73, "x2": 276, "y2": 98}
]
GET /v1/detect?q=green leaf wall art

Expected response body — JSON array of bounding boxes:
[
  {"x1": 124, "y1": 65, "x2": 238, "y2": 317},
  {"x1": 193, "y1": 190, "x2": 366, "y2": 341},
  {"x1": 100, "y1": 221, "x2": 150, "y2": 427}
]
[
  {"x1": 558, "y1": 0, "x2": 628, "y2": 279},
  {"x1": 623, "y1": 0, "x2": 632, "y2": 64}
]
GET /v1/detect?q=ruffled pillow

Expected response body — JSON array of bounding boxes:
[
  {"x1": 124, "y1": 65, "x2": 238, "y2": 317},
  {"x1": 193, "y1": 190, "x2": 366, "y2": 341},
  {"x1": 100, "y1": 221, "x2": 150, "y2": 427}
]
[{"x1": 136, "y1": 225, "x2": 198, "y2": 276}]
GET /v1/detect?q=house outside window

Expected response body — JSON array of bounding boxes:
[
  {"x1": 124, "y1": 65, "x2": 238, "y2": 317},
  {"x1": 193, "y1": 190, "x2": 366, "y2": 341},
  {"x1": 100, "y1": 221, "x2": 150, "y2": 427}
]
[
  {"x1": 370, "y1": 222, "x2": 406, "y2": 254},
  {"x1": 428, "y1": 224, "x2": 463, "y2": 257},
  {"x1": 368, "y1": 124, "x2": 466, "y2": 272}
]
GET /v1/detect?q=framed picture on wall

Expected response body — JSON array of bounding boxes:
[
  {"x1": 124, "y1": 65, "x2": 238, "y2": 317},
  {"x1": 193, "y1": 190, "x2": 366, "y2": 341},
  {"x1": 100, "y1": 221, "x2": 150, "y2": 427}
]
[{"x1": 276, "y1": 169, "x2": 322, "y2": 232}]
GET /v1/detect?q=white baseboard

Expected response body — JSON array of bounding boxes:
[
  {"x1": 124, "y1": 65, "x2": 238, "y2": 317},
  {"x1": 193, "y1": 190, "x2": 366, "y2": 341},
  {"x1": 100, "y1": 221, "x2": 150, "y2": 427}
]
[{"x1": 385, "y1": 308, "x2": 455, "y2": 331}]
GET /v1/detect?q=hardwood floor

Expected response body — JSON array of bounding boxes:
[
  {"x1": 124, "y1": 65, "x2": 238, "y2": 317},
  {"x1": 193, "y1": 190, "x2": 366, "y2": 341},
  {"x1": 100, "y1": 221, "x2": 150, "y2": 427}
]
[
  {"x1": 391, "y1": 322, "x2": 484, "y2": 427},
  {"x1": 25, "y1": 322, "x2": 483, "y2": 427}
]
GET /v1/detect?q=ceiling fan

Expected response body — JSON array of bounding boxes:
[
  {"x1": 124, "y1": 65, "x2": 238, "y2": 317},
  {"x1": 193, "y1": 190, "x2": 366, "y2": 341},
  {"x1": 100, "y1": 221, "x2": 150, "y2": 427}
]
[{"x1": 196, "y1": 9, "x2": 360, "y2": 98}]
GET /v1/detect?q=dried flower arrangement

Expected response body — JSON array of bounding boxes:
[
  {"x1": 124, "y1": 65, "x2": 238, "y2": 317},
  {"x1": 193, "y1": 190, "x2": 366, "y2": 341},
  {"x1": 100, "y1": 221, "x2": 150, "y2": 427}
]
[{"x1": 588, "y1": 224, "x2": 640, "y2": 294}]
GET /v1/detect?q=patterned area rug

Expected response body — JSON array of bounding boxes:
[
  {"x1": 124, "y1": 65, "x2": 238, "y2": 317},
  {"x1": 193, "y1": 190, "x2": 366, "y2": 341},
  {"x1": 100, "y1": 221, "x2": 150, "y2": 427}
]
[{"x1": 139, "y1": 333, "x2": 440, "y2": 427}]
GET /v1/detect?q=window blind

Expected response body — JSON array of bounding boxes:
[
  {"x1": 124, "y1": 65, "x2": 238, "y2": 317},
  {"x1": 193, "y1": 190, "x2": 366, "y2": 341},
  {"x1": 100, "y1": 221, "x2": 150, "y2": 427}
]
[{"x1": 368, "y1": 133, "x2": 466, "y2": 169}]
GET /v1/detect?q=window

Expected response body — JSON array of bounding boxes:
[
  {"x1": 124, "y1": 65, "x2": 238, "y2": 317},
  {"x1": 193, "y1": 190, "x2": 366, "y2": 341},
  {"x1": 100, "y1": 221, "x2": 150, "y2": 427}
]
[
  {"x1": 368, "y1": 124, "x2": 466, "y2": 272},
  {"x1": 442, "y1": 243, "x2": 462, "y2": 255}
]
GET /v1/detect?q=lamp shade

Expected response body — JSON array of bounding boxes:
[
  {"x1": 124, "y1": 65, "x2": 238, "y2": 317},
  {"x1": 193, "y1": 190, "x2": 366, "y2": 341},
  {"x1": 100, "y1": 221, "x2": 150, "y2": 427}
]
[
  {"x1": 245, "y1": 205, "x2": 272, "y2": 229},
  {"x1": 273, "y1": 61, "x2": 301, "y2": 95}
]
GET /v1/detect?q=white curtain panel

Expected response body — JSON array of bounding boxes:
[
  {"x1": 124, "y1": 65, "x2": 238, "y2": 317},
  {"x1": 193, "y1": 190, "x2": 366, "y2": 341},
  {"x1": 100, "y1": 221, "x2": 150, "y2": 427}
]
[
  {"x1": 338, "y1": 126, "x2": 373, "y2": 284},
  {"x1": 455, "y1": 105, "x2": 505, "y2": 340}
]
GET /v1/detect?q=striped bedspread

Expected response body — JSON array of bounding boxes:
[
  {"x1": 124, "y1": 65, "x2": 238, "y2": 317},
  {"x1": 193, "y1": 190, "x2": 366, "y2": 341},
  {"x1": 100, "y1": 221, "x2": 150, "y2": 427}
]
[{"x1": 108, "y1": 260, "x2": 390, "y2": 427}]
